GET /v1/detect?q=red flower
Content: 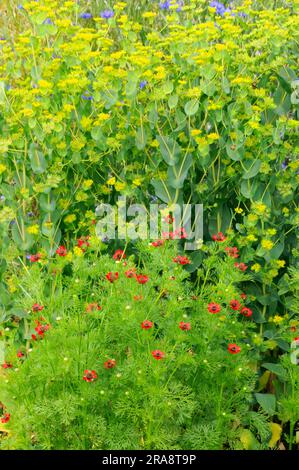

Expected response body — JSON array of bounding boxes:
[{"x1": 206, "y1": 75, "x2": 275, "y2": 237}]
[
  {"x1": 17, "y1": 351, "x2": 24, "y2": 358},
  {"x1": 173, "y1": 255, "x2": 191, "y2": 265},
  {"x1": 125, "y1": 269, "x2": 136, "y2": 278},
  {"x1": 86, "y1": 303, "x2": 102, "y2": 313},
  {"x1": 32, "y1": 303, "x2": 44, "y2": 312},
  {"x1": 1, "y1": 413, "x2": 10, "y2": 424},
  {"x1": 241, "y1": 293, "x2": 247, "y2": 300},
  {"x1": 234, "y1": 262, "x2": 248, "y2": 271},
  {"x1": 229, "y1": 300, "x2": 241, "y2": 311},
  {"x1": 240, "y1": 307, "x2": 252, "y2": 318},
  {"x1": 136, "y1": 274, "x2": 149, "y2": 285},
  {"x1": 106, "y1": 272, "x2": 119, "y2": 283},
  {"x1": 162, "y1": 231, "x2": 175, "y2": 240},
  {"x1": 34, "y1": 321, "x2": 50, "y2": 338},
  {"x1": 56, "y1": 245, "x2": 67, "y2": 257},
  {"x1": 1, "y1": 362, "x2": 13, "y2": 369},
  {"x1": 30, "y1": 253, "x2": 41, "y2": 262},
  {"x1": 212, "y1": 232, "x2": 226, "y2": 242},
  {"x1": 134, "y1": 295, "x2": 143, "y2": 301},
  {"x1": 208, "y1": 303, "x2": 221, "y2": 313},
  {"x1": 225, "y1": 246, "x2": 239, "y2": 258},
  {"x1": 151, "y1": 350, "x2": 165, "y2": 360},
  {"x1": 174, "y1": 227, "x2": 188, "y2": 239},
  {"x1": 294, "y1": 337, "x2": 299, "y2": 342},
  {"x1": 83, "y1": 370, "x2": 97, "y2": 382},
  {"x1": 179, "y1": 321, "x2": 191, "y2": 331},
  {"x1": 151, "y1": 240, "x2": 164, "y2": 247},
  {"x1": 228, "y1": 343, "x2": 241, "y2": 354},
  {"x1": 77, "y1": 236, "x2": 90, "y2": 250},
  {"x1": 164, "y1": 214, "x2": 174, "y2": 224},
  {"x1": 141, "y1": 320, "x2": 153, "y2": 330},
  {"x1": 113, "y1": 249, "x2": 126, "y2": 261},
  {"x1": 104, "y1": 359, "x2": 116, "y2": 369}
]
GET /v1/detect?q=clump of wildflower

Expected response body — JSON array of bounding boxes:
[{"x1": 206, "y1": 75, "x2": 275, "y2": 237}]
[
  {"x1": 179, "y1": 321, "x2": 191, "y2": 331},
  {"x1": 159, "y1": 1, "x2": 171, "y2": 10},
  {"x1": 77, "y1": 236, "x2": 90, "y2": 251},
  {"x1": 104, "y1": 359, "x2": 116, "y2": 369},
  {"x1": 209, "y1": 1, "x2": 231, "y2": 16},
  {"x1": 83, "y1": 370, "x2": 97, "y2": 382},
  {"x1": 29, "y1": 253, "x2": 42, "y2": 262},
  {"x1": 32, "y1": 303, "x2": 44, "y2": 312},
  {"x1": 228, "y1": 344, "x2": 241, "y2": 354},
  {"x1": 230, "y1": 300, "x2": 241, "y2": 311},
  {"x1": 240, "y1": 307, "x2": 252, "y2": 318},
  {"x1": 225, "y1": 247, "x2": 239, "y2": 258},
  {"x1": 86, "y1": 303, "x2": 102, "y2": 313},
  {"x1": 56, "y1": 246, "x2": 67, "y2": 257},
  {"x1": 125, "y1": 269, "x2": 136, "y2": 279},
  {"x1": 136, "y1": 274, "x2": 149, "y2": 285},
  {"x1": 1, "y1": 413, "x2": 10, "y2": 424},
  {"x1": 139, "y1": 80, "x2": 147, "y2": 89},
  {"x1": 141, "y1": 320, "x2": 153, "y2": 330},
  {"x1": 100, "y1": 10, "x2": 114, "y2": 19},
  {"x1": 212, "y1": 232, "x2": 226, "y2": 242},
  {"x1": 234, "y1": 262, "x2": 248, "y2": 271},
  {"x1": 32, "y1": 321, "x2": 50, "y2": 340},
  {"x1": 113, "y1": 249, "x2": 126, "y2": 261},
  {"x1": 173, "y1": 255, "x2": 191, "y2": 265},
  {"x1": 151, "y1": 350, "x2": 165, "y2": 360},
  {"x1": 261, "y1": 240, "x2": 274, "y2": 250},
  {"x1": 1, "y1": 362, "x2": 13, "y2": 369},
  {"x1": 106, "y1": 272, "x2": 119, "y2": 283},
  {"x1": 208, "y1": 303, "x2": 221, "y2": 313},
  {"x1": 151, "y1": 240, "x2": 164, "y2": 247},
  {"x1": 80, "y1": 12, "x2": 93, "y2": 19}
]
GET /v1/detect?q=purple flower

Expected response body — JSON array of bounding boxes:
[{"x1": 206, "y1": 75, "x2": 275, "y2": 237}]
[
  {"x1": 43, "y1": 18, "x2": 53, "y2": 25},
  {"x1": 0, "y1": 195, "x2": 5, "y2": 202},
  {"x1": 159, "y1": 1, "x2": 171, "y2": 10},
  {"x1": 176, "y1": 1, "x2": 184, "y2": 12},
  {"x1": 100, "y1": 10, "x2": 114, "y2": 19},
  {"x1": 209, "y1": 1, "x2": 231, "y2": 16},
  {"x1": 281, "y1": 159, "x2": 289, "y2": 170},
  {"x1": 139, "y1": 80, "x2": 147, "y2": 90},
  {"x1": 101, "y1": 236, "x2": 109, "y2": 243},
  {"x1": 82, "y1": 92, "x2": 93, "y2": 100},
  {"x1": 80, "y1": 12, "x2": 93, "y2": 19}
]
